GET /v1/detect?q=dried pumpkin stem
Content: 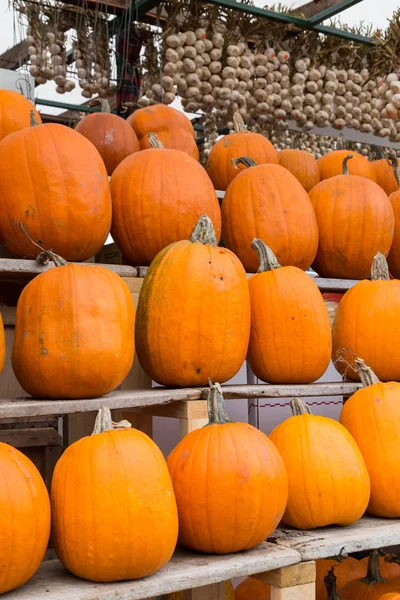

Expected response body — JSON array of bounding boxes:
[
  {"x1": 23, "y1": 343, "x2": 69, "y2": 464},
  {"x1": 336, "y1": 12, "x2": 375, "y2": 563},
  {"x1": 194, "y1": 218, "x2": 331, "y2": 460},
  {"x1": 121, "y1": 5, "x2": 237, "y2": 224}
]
[
  {"x1": 342, "y1": 154, "x2": 354, "y2": 175},
  {"x1": 88, "y1": 98, "x2": 111, "y2": 113},
  {"x1": 148, "y1": 132, "x2": 165, "y2": 149},
  {"x1": 30, "y1": 110, "x2": 39, "y2": 127},
  {"x1": 251, "y1": 238, "x2": 281, "y2": 273},
  {"x1": 371, "y1": 252, "x2": 390, "y2": 280},
  {"x1": 354, "y1": 358, "x2": 380, "y2": 387},
  {"x1": 388, "y1": 155, "x2": 400, "y2": 190},
  {"x1": 324, "y1": 567, "x2": 342, "y2": 600},
  {"x1": 231, "y1": 156, "x2": 258, "y2": 170},
  {"x1": 361, "y1": 550, "x2": 388, "y2": 585},
  {"x1": 292, "y1": 133, "x2": 301, "y2": 150},
  {"x1": 207, "y1": 381, "x2": 231, "y2": 425},
  {"x1": 20, "y1": 222, "x2": 67, "y2": 267},
  {"x1": 92, "y1": 406, "x2": 132, "y2": 435},
  {"x1": 190, "y1": 215, "x2": 217, "y2": 246},
  {"x1": 371, "y1": 145, "x2": 384, "y2": 160},
  {"x1": 290, "y1": 397, "x2": 312, "y2": 416},
  {"x1": 384, "y1": 554, "x2": 400, "y2": 566},
  {"x1": 233, "y1": 111, "x2": 247, "y2": 133}
]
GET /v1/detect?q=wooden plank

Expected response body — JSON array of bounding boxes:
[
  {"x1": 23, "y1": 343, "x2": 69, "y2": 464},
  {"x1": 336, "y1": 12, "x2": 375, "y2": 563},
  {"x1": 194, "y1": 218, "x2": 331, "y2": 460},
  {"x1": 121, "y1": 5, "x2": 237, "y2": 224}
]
[
  {"x1": 255, "y1": 561, "x2": 315, "y2": 588},
  {"x1": 128, "y1": 400, "x2": 208, "y2": 420},
  {"x1": 0, "y1": 258, "x2": 137, "y2": 279},
  {"x1": 0, "y1": 40, "x2": 29, "y2": 69},
  {"x1": 208, "y1": 382, "x2": 361, "y2": 399},
  {"x1": 0, "y1": 427, "x2": 61, "y2": 448},
  {"x1": 122, "y1": 277, "x2": 144, "y2": 295},
  {"x1": 180, "y1": 417, "x2": 209, "y2": 437},
  {"x1": 183, "y1": 583, "x2": 225, "y2": 599},
  {"x1": 270, "y1": 582, "x2": 315, "y2": 599},
  {"x1": 5, "y1": 544, "x2": 300, "y2": 600},
  {"x1": 314, "y1": 278, "x2": 358, "y2": 293}
]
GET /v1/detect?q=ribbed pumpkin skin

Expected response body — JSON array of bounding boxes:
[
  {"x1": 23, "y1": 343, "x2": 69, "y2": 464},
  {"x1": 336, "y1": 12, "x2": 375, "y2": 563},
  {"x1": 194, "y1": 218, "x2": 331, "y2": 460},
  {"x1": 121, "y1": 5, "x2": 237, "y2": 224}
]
[
  {"x1": 167, "y1": 422, "x2": 288, "y2": 554},
  {"x1": 127, "y1": 105, "x2": 199, "y2": 160},
  {"x1": 248, "y1": 267, "x2": 331, "y2": 383},
  {"x1": 111, "y1": 148, "x2": 221, "y2": 266},
  {"x1": 309, "y1": 175, "x2": 394, "y2": 279},
  {"x1": 12, "y1": 264, "x2": 135, "y2": 399},
  {"x1": 318, "y1": 150, "x2": 375, "y2": 181},
  {"x1": 316, "y1": 558, "x2": 366, "y2": 599},
  {"x1": 341, "y1": 577, "x2": 400, "y2": 599},
  {"x1": 206, "y1": 131, "x2": 278, "y2": 191},
  {"x1": 360, "y1": 557, "x2": 400, "y2": 581},
  {"x1": 135, "y1": 241, "x2": 250, "y2": 387},
  {"x1": 332, "y1": 280, "x2": 400, "y2": 382},
  {"x1": 387, "y1": 190, "x2": 400, "y2": 278},
  {"x1": 373, "y1": 159, "x2": 398, "y2": 195},
  {"x1": 0, "y1": 90, "x2": 42, "y2": 142},
  {"x1": 340, "y1": 381, "x2": 400, "y2": 517},
  {"x1": 51, "y1": 428, "x2": 178, "y2": 582},
  {"x1": 0, "y1": 124, "x2": 111, "y2": 261},
  {"x1": 278, "y1": 149, "x2": 320, "y2": 191},
  {"x1": 0, "y1": 442, "x2": 50, "y2": 594},
  {"x1": 269, "y1": 412, "x2": 370, "y2": 529},
  {"x1": 0, "y1": 313, "x2": 5, "y2": 374},
  {"x1": 166, "y1": 581, "x2": 235, "y2": 600},
  {"x1": 222, "y1": 165, "x2": 318, "y2": 273},
  {"x1": 75, "y1": 112, "x2": 140, "y2": 175},
  {"x1": 235, "y1": 577, "x2": 271, "y2": 599}
]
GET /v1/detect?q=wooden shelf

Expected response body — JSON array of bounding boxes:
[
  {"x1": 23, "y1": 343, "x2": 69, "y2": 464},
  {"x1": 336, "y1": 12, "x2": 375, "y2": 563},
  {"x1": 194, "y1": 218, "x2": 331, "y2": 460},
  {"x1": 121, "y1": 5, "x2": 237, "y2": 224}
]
[{"x1": 0, "y1": 258, "x2": 137, "y2": 281}]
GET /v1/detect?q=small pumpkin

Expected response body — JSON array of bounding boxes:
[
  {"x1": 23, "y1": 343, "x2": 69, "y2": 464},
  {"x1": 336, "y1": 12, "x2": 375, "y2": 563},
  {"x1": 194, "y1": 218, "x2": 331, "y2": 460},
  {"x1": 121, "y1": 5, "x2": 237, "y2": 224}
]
[
  {"x1": 135, "y1": 216, "x2": 250, "y2": 387},
  {"x1": 339, "y1": 358, "x2": 400, "y2": 517},
  {"x1": 316, "y1": 558, "x2": 366, "y2": 599},
  {"x1": 51, "y1": 406, "x2": 178, "y2": 582},
  {"x1": 247, "y1": 239, "x2": 331, "y2": 383},
  {"x1": 0, "y1": 118, "x2": 111, "y2": 261},
  {"x1": 332, "y1": 253, "x2": 400, "y2": 382},
  {"x1": 0, "y1": 442, "x2": 50, "y2": 594},
  {"x1": 167, "y1": 382, "x2": 288, "y2": 554},
  {"x1": 341, "y1": 551, "x2": 400, "y2": 600},
  {"x1": 12, "y1": 246, "x2": 135, "y2": 399},
  {"x1": 278, "y1": 134, "x2": 320, "y2": 191},
  {"x1": 372, "y1": 157, "x2": 398, "y2": 196},
  {"x1": 206, "y1": 112, "x2": 278, "y2": 191},
  {"x1": 235, "y1": 577, "x2": 271, "y2": 599},
  {"x1": 269, "y1": 397, "x2": 370, "y2": 530},
  {"x1": 128, "y1": 104, "x2": 199, "y2": 160},
  {"x1": 387, "y1": 157, "x2": 400, "y2": 279},
  {"x1": 0, "y1": 90, "x2": 42, "y2": 142},
  {"x1": 75, "y1": 99, "x2": 140, "y2": 175},
  {"x1": 222, "y1": 157, "x2": 318, "y2": 273},
  {"x1": 166, "y1": 581, "x2": 235, "y2": 600},
  {"x1": 0, "y1": 312, "x2": 5, "y2": 374},
  {"x1": 318, "y1": 149, "x2": 376, "y2": 181},
  {"x1": 111, "y1": 134, "x2": 221, "y2": 266}
]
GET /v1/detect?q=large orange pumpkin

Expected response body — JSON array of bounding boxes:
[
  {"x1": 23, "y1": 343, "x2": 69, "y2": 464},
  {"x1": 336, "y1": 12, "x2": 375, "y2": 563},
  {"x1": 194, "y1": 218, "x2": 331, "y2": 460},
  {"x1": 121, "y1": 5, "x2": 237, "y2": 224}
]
[
  {"x1": 167, "y1": 382, "x2": 288, "y2": 554},
  {"x1": 235, "y1": 578, "x2": 271, "y2": 599},
  {"x1": 111, "y1": 134, "x2": 221, "y2": 266},
  {"x1": 0, "y1": 121, "x2": 111, "y2": 261},
  {"x1": 166, "y1": 581, "x2": 235, "y2": 600},
  {"x1": 75, "y1": 99, "x2": 140, "y2": 175},
  {"x1": 128, "y1": 104, "x2": 199, "y2": 160},
  {"x1": 278, "y1": 137, "x2": 320, "y2": 191},
  {"x1": 340, "y1": 358, "x2": 400, "y2": 517},
  {"x1": 0, "y1": 90, "x2": 42, "y2": 142},
  {"x1": 206, "y1": 112, "x2": 279, "y2": 190},
  {"x1": 135, "y1": 216, "x2": 250, "y2": 387},
  {"x1": 247, "y1": 239, "x2": 331, "y2": 383},
  {"x1": 0, "y1": 442, "x2": 50, "y2": 594},
  {"x1": 341, "y1": 552, "x2": 400, "y2": 600},
  {"x1": 269, "y1": 397, "x2": 370, "y2": 530},
  {"x1": 332, "y1": 253, "x2": 400, "y2": 382},
  {"x1": 309, "y1": 155, "x2": 394, "y2": 279},
  {"x1": 316, "y1": 558, "x2": 366, "y2": 599},
  {"x1": 51, "y1": 406, "x2": 178, "y2": 582},
  {"x1": 318, "y1": 149, "x2": 376, "y2": 181},
  {"x1": 222, "y1": 158, "x2": 318, "y2": 273},
  {"x1": 373, "y1": 157, "x2": 398, "y2": 196},
  {"x1": 387, "y1": 157, "x2": 400, "y2": 278},
  {"x1": 12, "y1": 249, "x2": 135, "y2": 399},
  {"x1": 0, "y1": 312, "x2": 5, "y2": 374}
]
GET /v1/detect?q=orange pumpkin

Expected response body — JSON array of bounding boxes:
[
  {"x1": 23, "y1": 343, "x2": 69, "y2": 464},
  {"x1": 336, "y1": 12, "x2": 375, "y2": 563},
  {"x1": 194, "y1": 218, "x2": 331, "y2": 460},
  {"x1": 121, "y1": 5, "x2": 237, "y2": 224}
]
[
  {"x1": 318, "y1": 149, "x2": 376, "y2": 181},
  {"x1": 206, "y1": 112, "x2": 278, "y2": 190},
  {"x1": 269, "y1": 398, "x2": 370, "y2": 530},
  {"x1": 75, "y1": 99, "x2": 140, "y2": 175},
  {"x1": 0, "y1": 90, "x2": 42, "y2": 141},
  {"x1": 278, "y1": 137, "x2": 320, "y2": 191},
  {"x1": 372, "y1": 157, "x2": 398, "y2": 196},
  {"x1": 309, "y1": 155, "x2": 394, "y2": 279},
  {"x1": 0, "y1": 442, "x2": 50, "y2": 594},
  {"x1": 135, "y1": 216, "x2": 250, "y2": 387},
  {"x1": 340, "y1": 358, "x2": 400, "y2": 517},
  {"x1": 111, "y1": 134, "x2": 221, "y2": 266},
  {"x1": 12, "y1": 249, "x2": 135, "y2": 399},
  {"x1": 235, "y1": 578, "x2": 271, "y2": 599},
  {"x1": 341, "y1": 551, "x2": 400, "y2": 600},
  {"x1": 128, "y1": 104, "x2": 199, "y2": 160},
  {"x1": 221, "y1": 157, "x2": 318, "y2": 273},
  {"x1": 361, "y1": 557, "x2": 400, "y2": 581},
  {"x1": 0, "y1": 312, "x2": 5, "y2": 374},
  {"x1": 247, "y1": 240, "x2": 331, "y2": 383},
  {"x1": 387, "y1": 157, "x2": 400, "y2": 278},
  {"x1": 167, "y1": 382, "x2": 288, "y2": 554},
  {"x1": 166, "y1": 581, "x2": 235, "y2": 600},
  {"x1": 379, "y1": 594, "x2": 400, "y2": 600},
  {"x1": 332, "y1": 253, "x2": 400, "y2": 382},
  {"x1": 0, "y1": 120, "x2": 111, "y2": 261},
  {"x1": 316, "y1": 558, "x2": 366, "y2": 599},
  {"x1": 51, "y1": 406, "x2": 178, "y2": 582}
]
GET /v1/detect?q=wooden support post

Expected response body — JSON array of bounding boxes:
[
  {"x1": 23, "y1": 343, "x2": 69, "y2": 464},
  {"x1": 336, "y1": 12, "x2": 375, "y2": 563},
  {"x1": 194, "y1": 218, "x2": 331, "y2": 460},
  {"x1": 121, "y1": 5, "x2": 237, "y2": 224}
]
[
  {"x1": 182, "y1": 582, "x2": 225, "y2": 599},
  {"x1": 254, "y1": 561, "x2": 316, "y2": 600},
  {"x1": 180, "y1": 416, "x2": 209, "y2": 437},
  {"x1": 126, "y1": 399, "x2": 208, "y2": 439}
]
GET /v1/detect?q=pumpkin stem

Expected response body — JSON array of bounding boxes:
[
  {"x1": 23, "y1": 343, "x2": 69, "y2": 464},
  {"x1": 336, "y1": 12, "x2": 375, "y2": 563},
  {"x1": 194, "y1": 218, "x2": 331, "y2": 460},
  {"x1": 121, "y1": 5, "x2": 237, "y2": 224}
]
[
  {"x1": 361, "y1": 550, "x2": 388, "y2": 586},
  {"x1": 233, "y1": 111, "x2": 247, "y2": 133},
  {"x1": 207, "y1": 381, "x2": 231, "y2": 425},
  {"x1": 354, "y1": 358, "x2": 380, "y2": 387},
  {"x1": 231, "y1": 156, "x2": 258, "y2": 170},
  {"x1": 92, "y1": 406, "x2": 132, "y2": 435},
  {"x1": 20, "y1": 222, "x2": 68, "y2": 267},
  {"x1": 30, "y1": 110, "x2": 39, "y2": 127},
  {"x1": 371, "y1": 145, "x2": 383, "y2": 160},
  {"x1": 292, "y1": 132, "x2": 301, "y2": 150},
  {"x1": 190, "y1": 215, "x2": 217, "y2": 246},
  {"x1": 88, "y1": 98, "x2": 111, "y2": 113},
  {"x1": 325, "y1": 567, "x2": 342, "y2": 600},
  {"x1": 371, "y1": 252, "x2": 390, "y2": 280},
  {"x1": 290, "y1": 397, "x2": 312, "y2": 416},
  {"x1": 251, "y1": 239, "x2": 281, "y2": 273},
  {"x1": 148, "y1": 132, "x2": 165, "y2": 149},
  {"x1": 388, "y1": 155, "x2": 400, "y2": 190},
  {"x1": 342, "y1": 154, "x2": 354, "y2": 175}
]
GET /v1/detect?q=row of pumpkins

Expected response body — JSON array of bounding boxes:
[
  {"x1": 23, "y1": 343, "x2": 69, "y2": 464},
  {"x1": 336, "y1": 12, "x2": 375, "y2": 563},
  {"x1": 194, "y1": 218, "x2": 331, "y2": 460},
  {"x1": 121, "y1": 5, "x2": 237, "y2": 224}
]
[
  {"x1": 1, "y1": 91, "x2": 400, "y2": 283},
  {"x1": 3, "y1": 364, "x2": 400, "y2": 597}
]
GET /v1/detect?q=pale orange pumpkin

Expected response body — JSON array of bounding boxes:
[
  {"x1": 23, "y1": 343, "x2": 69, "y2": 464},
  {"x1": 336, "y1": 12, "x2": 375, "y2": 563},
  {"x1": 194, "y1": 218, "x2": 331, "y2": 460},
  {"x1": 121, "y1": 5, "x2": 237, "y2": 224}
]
[
  {"x1": 278, "y1": 136, "x2": 320, "y2": 191},
  {"x1": 318, "y1": 149, "x2": 376, "y2": 181},
  {"x1": 0, "y1": 90, "x2": 42, "y2": 141}
]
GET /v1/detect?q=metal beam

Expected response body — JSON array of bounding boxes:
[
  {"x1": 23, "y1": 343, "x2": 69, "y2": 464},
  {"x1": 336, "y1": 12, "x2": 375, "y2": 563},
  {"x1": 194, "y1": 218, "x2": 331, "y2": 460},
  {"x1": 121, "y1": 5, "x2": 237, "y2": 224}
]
[
  {"x1": 35, "y1": 98, "x2": 99, "y2": 113},
  {"x1": 308, "y1": 0, "x2": 363, "y2": 24}
]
